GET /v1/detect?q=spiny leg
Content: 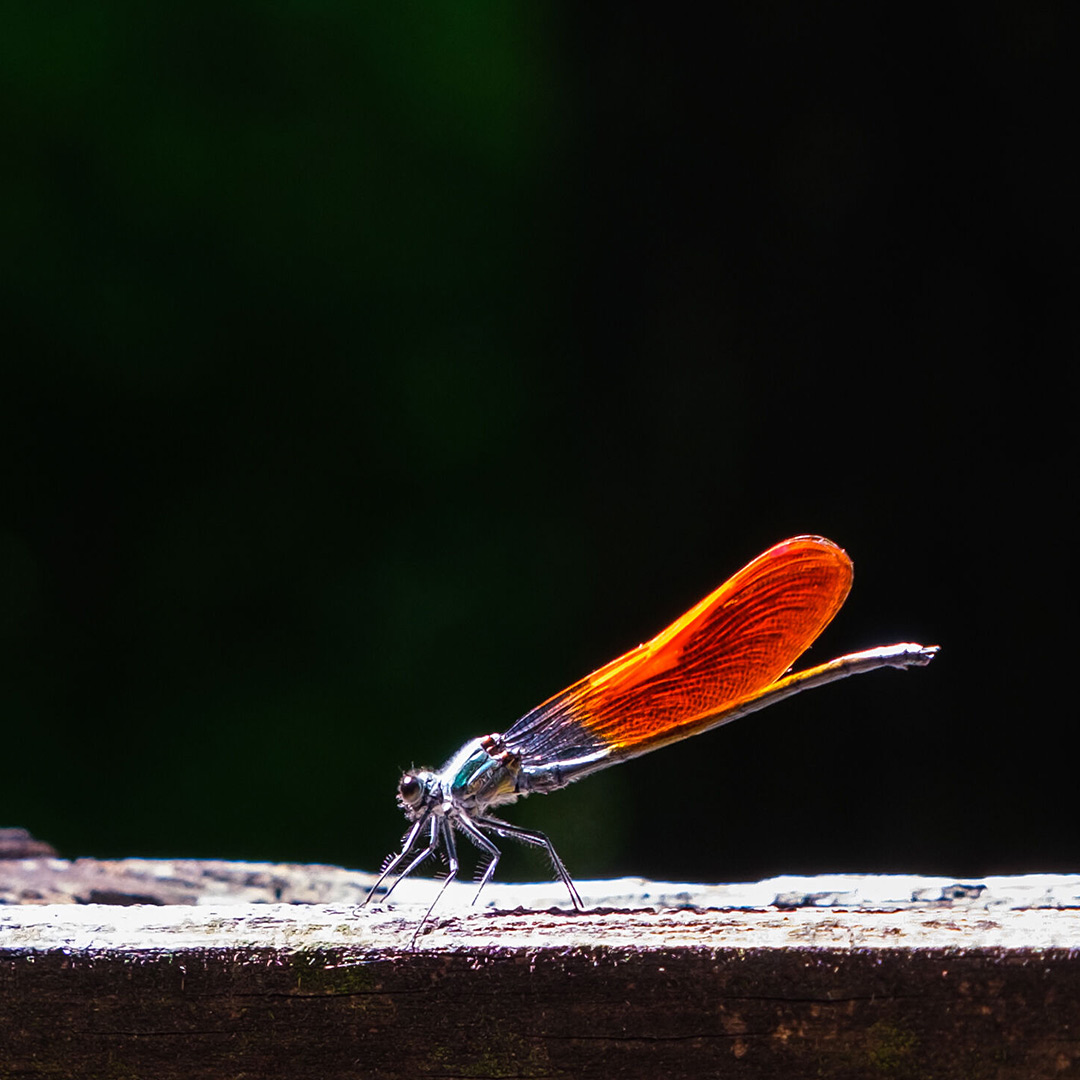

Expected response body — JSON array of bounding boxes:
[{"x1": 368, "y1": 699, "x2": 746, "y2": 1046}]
[
  {"x1": 454, "y1": 813, "x2": 504, "y2": 905},
  {"x1": 474, "y1": 814, "x2": 583, "y2": 910},
  {"x1": 411, "y1": 817, "x2": 461, "y2": 948},
  {"x1": 361, "y1": 816, "x2": 426, "y2": 907},
  {"x1": 382, "y1": 816, "x2": 443, "y2": 904},
  {"x1": 363, "y1": 815, "x2": 437, "y2": 906}
]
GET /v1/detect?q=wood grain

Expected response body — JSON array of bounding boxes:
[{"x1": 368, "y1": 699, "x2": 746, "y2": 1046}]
[{"x1": 3, "y1": 853, "x2": 1080, "y2": 1078}]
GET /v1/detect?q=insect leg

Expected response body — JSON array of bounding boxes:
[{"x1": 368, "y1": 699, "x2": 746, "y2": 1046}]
[
  {"x1": 363, "y1": 815, "x2": 439, "y2": 906},
  {"x1": 411, "y1": 817, "x2": 461, "y2": 948},
  {"x1": 452, "y1": 813, "x2": 504, "y2": 906},
  {"x1": 473, "y1": 815, "x2": 583, "y2": 910}
]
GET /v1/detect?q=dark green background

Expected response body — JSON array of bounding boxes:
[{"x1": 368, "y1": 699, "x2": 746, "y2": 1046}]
[{"x1": 2, "y1": 3, "x2": 1070, "y2": 885}]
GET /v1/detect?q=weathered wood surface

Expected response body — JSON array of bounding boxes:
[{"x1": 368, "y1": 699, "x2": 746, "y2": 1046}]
[
  {"x1": 3, "y1": 851, "x2": 1080, "y2": 1078},
  {"x1": 5, "y1": 840, "x2": 1079, "y2": 912},
  {"x1": 0, "y1": 827, "x2": 56, "y2": 860}
]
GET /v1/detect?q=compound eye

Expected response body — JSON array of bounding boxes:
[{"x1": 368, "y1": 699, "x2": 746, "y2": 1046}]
[{"x1": 398, "y1": 774, "x2": 423, "y2": 806}]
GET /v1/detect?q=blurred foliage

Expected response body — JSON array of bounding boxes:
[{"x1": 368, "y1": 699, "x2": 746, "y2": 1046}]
[{"x1": 1, "y1": 2, "x2": 1070, "y2": 882}]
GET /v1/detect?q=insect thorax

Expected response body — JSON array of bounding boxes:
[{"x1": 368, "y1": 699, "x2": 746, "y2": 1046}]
[{"x1": 442, "y1": 733, "x2": 522, "y2": 811}]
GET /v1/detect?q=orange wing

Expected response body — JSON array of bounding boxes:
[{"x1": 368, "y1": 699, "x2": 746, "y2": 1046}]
[{"x1": 503, "y1": 536, "x2": 853, "y2": 765}]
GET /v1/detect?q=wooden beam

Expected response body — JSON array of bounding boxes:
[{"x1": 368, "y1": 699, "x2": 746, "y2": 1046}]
[{"x1": 3, "y1": 855, "x2": 1079, "y2": 1078}]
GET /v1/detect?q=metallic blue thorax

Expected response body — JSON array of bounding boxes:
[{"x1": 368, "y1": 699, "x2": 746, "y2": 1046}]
[{"x1": 444, "y1": 736, "x2": 521, "y2": 809}]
